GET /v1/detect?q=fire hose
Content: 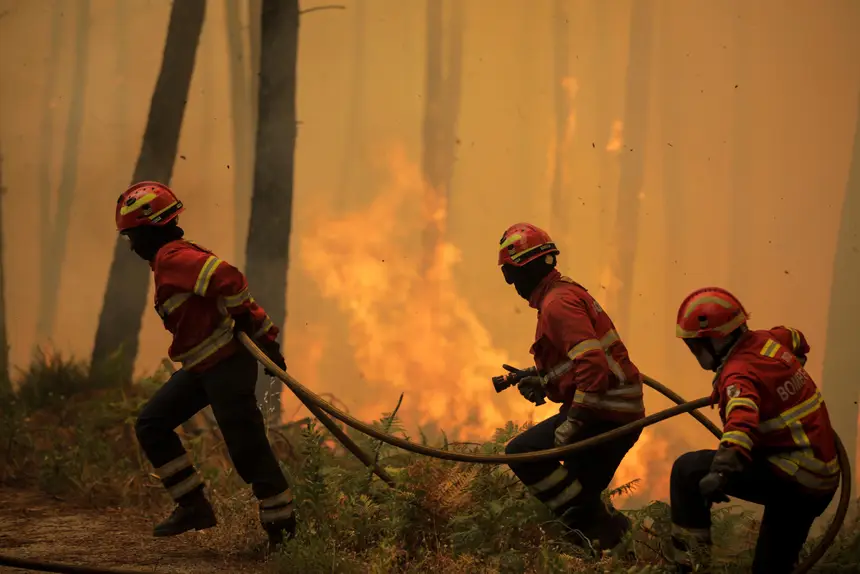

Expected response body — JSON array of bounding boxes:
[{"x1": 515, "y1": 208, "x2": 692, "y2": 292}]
[
  {"x1": 0, "y1": 337, "x2": 851, "y2": 574},
  {"x1": 238, "y1": 334, "x2": 853, "y2": 574}
]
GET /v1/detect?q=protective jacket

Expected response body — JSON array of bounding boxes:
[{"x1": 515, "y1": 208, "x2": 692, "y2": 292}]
[
  {"x1": 528, "y1": 270, "x2": 645, "y2": 422},
  {"x1": 152, "y1": 239, "x2": 277, "y2": 372},
  {"x1": 713, "y1": 326, "x2": 839, "y2": 492}
]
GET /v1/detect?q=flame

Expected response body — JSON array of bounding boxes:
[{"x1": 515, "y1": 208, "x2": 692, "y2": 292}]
[
  {"x1": 610, "y1": 428, "x2": 672, "y2": 504},
  {"x1": 298, "y1": 144, "x2": 538, "y2": 440}
]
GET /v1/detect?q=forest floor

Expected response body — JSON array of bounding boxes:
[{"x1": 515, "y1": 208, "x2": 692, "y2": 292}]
[{"x1": 0, "y1": 486, "x2": 268, "y2": 574}]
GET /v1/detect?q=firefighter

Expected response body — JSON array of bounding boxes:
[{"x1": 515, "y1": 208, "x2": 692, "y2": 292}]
[
  {"x1": 669, "y1": 287, "x2": 840, "y2": 573},
  {"x1": 498, "y1": 223, "x2": 645, "y2": 551},
  {"x1": 116, "y1": 181, "x2": 295, "y2": 550}
]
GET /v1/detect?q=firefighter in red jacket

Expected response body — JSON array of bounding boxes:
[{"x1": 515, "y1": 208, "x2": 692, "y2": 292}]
[
  {"x1": 498, "y1": 223, "x2": 644, "y2": 551},
  {"x1": 669, "y1": 287, "x2": 840, "y2": 573},
  {"x1": 116, "y1": 182, "x2": 295, "y2": 550}
]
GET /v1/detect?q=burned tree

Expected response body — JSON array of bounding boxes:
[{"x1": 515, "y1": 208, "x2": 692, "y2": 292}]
[
  {"x1": 0, "y1": 148, "x2": 9, "y2": 394},
  {"x1": 90, "y1": 0, "x2": 206, "y2": 380},
  {"x1": 337, "y1": 0, "x2": 366, "y2": 209},
  {"x1": 37, "y1": 0, "x2": 86, "y2": 342},
  {"x1": 608, "y1": 1, "x2": 654, "y2": 331},
  {"x1": 420, "y1": 0, "x2": 463, "y2": 273},
  {"x1": 549, "y1": 0, "x2": 570, "y2": 253},
  {"x1": 822, "y1": 91, "x2": 860, "y2": 476},
  {"x1": 225, "y1": 0, "x2": 255, "y2": 267},
  {"x1": 243, "y1": 0, "x2": 301, "y2": 415}
]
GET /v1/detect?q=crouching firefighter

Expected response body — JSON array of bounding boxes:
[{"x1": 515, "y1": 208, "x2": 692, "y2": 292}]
[
  {"x1": 116, "y1": 182, "x2": 296, "y2": 550},
  {"x1": 498, "y1": 223, "x2": 645, "y2": 551},
  {"x1": 669, "y1": 287, "x2": 840, "y2": 573}
]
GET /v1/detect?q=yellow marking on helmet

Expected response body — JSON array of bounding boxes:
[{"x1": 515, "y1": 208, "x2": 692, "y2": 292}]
[
  {"x1": 119, "y1": 192, "x2": 158, "y2": 216},
  {"x1": 682, "y1": 295, "x2": 736, "y2": 318},
  {"x1": 499, "y1": 233, "x2": 523, "y2": 250}
]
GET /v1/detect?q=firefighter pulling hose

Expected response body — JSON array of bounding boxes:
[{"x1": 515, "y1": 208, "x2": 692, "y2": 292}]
[{"x1": 0, "y1": 198, "x2": 851, "y2": 574}]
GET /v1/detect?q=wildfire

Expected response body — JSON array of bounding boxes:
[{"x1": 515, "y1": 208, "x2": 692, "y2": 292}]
[
  {"x1": 292, "y1": 143, "x2": 672, "y2": 501},
  {"x1": 297, "y1": 145, "x2": 538, "y2": 441}
]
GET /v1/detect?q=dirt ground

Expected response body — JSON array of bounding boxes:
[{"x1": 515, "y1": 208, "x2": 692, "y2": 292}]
[{"x1": 0, "y1": 486, "x2": 270, "y2": 574}]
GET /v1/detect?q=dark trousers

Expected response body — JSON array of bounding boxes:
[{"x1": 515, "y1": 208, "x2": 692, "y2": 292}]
[
  {"x1": 135, "y1": 349, "x2": 290, "y2": 504},
  {"x1": 505, "y1": 412, "x2": 641, "y2": 525},
  {"x1": 670, "y1": 449, "x2": 835, "y2": 574}
]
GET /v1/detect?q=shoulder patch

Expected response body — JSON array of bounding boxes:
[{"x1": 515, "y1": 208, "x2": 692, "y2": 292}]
[
  {"x1": 726, "y1": 384, "x2": 741, "y2": 399},
  {"x1": 592, "y1": 298, "x2": 604, "y2": 315},
  {"x1": 760, "y1": 338, "x2": 781, "y2": 358}
]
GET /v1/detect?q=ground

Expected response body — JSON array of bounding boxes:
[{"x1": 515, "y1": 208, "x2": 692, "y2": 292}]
[{"x1": 0, "y1": 487, "x2": 268, "y2": 574}]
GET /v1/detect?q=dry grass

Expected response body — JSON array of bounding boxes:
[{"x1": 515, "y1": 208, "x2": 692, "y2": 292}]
[{"x1": 1, "y1": 349, "x2": 858, "y2": 573}]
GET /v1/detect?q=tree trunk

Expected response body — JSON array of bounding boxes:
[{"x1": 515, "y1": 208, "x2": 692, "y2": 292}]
[
  {"x1": 549, "y1": 0, "x2": 570, "y2": 252},
  {"x1": 0, "y1": 148, "x2": 10, "y2": 394},
  {"x1": 593, "y1": 1, "x2": 627, "y2": 298},
  {"x1": 243, "y1": 0, "x2": 300, "y2": 417},
  {"x1": 420, "y1": 0, "x2": 463, "y2": 274},
  {"x1": 608, "y1": 0, "x2": 653, "y2": 332},
  {"x1": 35, "y1": 0, "x2": 65, "y2": 342},
  {"x1": 90, "y1": 0, "x2": 206, "y2": 380},
  {"x1": 225, "y1": 0, "x2": 254, "y2": 267},
  {"x1": 822, "y1": 90, "x2": 860, "y2": 480},
  {"x1": 336, "y1": 0, "x2": 366, "y2": 209},
  {"x1": 727, "y1": 1, "x2": 751, "y2": 292}
]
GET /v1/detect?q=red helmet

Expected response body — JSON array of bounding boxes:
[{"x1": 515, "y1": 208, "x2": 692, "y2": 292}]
[
  {"x1": 116, "y1": 181, "x2": 184, "y2": 232},
  {"x1": 676, "y1": 287, "x2": 749, "y2": 339},
  {"x1": 498, "y1": 223, "x2": 559, "y2": 266}
]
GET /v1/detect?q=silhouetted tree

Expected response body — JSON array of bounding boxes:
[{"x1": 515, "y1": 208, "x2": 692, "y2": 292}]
[
  {"x1": 34, "y1": 0, "x2": 66, "y2": 342},
  {"x1": 822, "y1": 90, "x2": 860, "y2": 477},
  {"x1": 91, "y1": 0, "x2": 206, "y2": 380},
  {"x1": 420, "y1": 0, "x2": 463, "y2": 273},
  {"x1": 0, "y1": 148, "x2": 9, "y2": 393},
  {"x1": 243, "y1": 0, "x2": 300, "y2": 415},
  {"x1": 609, "y1": 0, "x2": 653, "y2": 332},
  {"x1": 226, "y1": 0, "x2": 255, "y2": 267},
  {"x1": 549, "y1": 0, "x2": 570, "y2": 253},
  {"x1": 337, "y1": 0, "x2": 366, "y2": 209}
]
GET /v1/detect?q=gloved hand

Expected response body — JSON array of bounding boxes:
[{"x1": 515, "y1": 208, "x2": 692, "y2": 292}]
[
  {"x1": 517, "y1": 375, "x2": 547, "y2": 405},
  {"x1": 698, "y1": 472, "x2": 731, "y2": 504},
  {"x1": 699, "y1": 446, "x2": 745, "y2": 504},
  {"x1": 232, "y1": 311, "x2": 255, "y2": 335},
  {"x1": 554, "y1": 415, "x2": 584, "y2": 447},
  {"x1": 258, "y1": 339, "x2": 287, "y2": 377}
]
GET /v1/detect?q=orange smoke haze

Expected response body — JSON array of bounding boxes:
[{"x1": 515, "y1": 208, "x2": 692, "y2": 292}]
[{"x1": 2, "y1": 0, "x2": 860, "y2": 504}]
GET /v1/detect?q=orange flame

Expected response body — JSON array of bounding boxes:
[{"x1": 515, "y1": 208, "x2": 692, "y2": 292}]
[{"x1": 298, "y1": 144, "x2": 539, "y2": 440}]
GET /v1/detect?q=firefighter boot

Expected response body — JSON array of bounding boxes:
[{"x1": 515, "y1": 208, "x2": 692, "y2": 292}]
[
  {"x1": 152, "y1": 490, "x2": 217, "y2": 537},
  {"x1": 264, "y1": 515, "x2": 297, "y2": 554}
]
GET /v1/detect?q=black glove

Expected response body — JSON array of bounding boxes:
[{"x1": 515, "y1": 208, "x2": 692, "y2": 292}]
[
  {"x1": 232, "y1": 311, "x2": 255, "y2": 335},
  {"x1": 517, "y1": 375, "x2": 547, "y2": 405},
  {"x1": 258, "y1": 339, "x2": 287, "y2": 377},
  {"x1": 698, "y1": 472, "x2": 731, "y2": 504},
  {"x1": 699, "y1": 446, "x2": 745, "y2": 504}
]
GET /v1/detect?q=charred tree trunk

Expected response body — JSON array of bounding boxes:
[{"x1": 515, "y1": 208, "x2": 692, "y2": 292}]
[
  {"x1": 243, "y1": 0, "x2": 300, "y2": 416},
  {"x1": 549, "y1": 0, "x2": 570, "y2": 252},
  {"x1": 420, "y1": 0, "x2": 463, "y2": 274},
  {"x1": 225, "y1": 0, "x2": 254, "y2": 267},
  {"x1": 822, "y1": 90, "x2": 860, "y2": 478},
  {"x1": 337, "y1": 0, "x2": 366, "y2": 209},
  {"x1": 35, "y1": 0, "x2": 65, "y2": 342},
  {"x1": 608, "y1": 1, "x2": 653, "y2": 332},
  {"x1": 0, "y1": 149, "x2": 9, "y2": 393},
  {"x1": 90, "y1": 0, "x2": 206, "y2": 380}
]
